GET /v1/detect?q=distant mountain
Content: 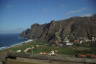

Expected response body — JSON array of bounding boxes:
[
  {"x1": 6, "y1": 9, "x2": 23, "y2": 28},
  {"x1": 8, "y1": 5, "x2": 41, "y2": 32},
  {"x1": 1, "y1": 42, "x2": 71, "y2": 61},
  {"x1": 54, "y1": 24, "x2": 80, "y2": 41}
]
[{"x1": 21, "y1": 14, "x2": 96, "y2": 45}]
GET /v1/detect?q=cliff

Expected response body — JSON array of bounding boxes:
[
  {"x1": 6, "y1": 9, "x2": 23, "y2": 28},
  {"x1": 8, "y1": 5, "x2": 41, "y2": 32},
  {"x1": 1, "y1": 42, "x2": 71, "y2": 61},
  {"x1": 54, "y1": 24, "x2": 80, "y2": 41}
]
[{"x1": 21, "y1": 14, "x2": 96, "y2": 45}]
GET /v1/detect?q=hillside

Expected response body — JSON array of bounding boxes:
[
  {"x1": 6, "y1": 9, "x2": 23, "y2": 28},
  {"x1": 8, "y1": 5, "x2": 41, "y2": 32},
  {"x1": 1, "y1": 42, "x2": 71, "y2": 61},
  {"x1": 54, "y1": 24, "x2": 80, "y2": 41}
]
[{"x1": 21, "y1": 14, "x2": 96, "y2": 45}]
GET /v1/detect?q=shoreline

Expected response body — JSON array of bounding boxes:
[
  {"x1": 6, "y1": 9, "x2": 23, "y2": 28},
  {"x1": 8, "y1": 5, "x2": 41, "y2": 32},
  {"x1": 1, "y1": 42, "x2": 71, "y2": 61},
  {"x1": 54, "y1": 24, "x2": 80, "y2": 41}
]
[{"x1": 0, "y1": 39, "x2": 33, "y2": 51}]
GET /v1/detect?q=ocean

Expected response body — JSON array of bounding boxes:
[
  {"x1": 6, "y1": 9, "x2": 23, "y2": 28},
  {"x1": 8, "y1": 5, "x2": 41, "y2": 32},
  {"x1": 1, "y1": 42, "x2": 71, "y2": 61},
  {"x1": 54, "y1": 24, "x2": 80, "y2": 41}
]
[{"x1": 0, "y1": 33, "x2": 28, "y2": 50}]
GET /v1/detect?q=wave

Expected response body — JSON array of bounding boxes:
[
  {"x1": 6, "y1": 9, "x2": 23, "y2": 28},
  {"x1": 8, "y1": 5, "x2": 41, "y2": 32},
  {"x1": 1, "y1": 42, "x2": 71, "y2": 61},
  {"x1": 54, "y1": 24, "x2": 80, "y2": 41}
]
[
  {"x1": 0, "y1": 46, "x2": 8, "y2": 50},
  {"x1": 0, "y1": 39, "x2": 33, "y2": 51}
]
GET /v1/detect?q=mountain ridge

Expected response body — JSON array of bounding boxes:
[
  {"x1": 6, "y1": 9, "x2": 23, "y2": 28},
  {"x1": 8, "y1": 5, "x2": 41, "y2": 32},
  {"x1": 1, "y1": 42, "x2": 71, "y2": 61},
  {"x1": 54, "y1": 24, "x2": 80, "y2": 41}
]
[{"x1": 21, "y1": 14, "x2": 96, "y2": 45}]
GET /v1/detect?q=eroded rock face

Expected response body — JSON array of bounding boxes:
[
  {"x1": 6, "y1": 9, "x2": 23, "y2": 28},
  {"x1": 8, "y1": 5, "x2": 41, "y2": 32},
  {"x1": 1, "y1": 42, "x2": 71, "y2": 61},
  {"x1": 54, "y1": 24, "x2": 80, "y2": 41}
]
[{"x1": 21, "y1": 15, "x2": 96, "y2": 45}]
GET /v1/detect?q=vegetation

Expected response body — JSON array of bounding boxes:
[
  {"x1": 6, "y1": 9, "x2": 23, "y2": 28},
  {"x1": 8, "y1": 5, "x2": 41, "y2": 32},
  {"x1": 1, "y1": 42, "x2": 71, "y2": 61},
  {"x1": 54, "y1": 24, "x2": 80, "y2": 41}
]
[
  {"x1": 0, "y1": 40, "x2": 96, "y2": 64},
  {"x1": 0, "y1": 40, "x2": 95, "y2": 56}
]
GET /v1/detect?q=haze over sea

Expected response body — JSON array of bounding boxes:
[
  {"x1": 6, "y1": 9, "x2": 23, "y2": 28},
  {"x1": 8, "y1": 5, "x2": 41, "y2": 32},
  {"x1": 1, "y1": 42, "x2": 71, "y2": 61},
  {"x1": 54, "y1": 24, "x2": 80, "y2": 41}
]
[{"x1": 0, "y1": 33, "x2": 28, "y2": 50}]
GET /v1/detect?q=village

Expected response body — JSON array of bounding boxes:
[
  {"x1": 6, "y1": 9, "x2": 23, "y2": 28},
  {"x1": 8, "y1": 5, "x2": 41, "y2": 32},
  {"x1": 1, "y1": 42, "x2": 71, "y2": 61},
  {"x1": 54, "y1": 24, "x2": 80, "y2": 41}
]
[
  {"x1": 13, "y1": 35, "x2": 96, "y2": 58},
  {"x1": 0, "y1": 37, "x2": 96, "y2": 64},
  {"x1": 0, "y1": 35, "x2": 96, "y2": 64}
]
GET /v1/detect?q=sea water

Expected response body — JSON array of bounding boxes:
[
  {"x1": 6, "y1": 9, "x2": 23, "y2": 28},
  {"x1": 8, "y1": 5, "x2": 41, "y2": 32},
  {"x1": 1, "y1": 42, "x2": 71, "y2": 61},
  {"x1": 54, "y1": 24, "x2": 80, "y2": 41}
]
[{"x1": 0, "y1": 33, "x2": 28, "y2": 50}]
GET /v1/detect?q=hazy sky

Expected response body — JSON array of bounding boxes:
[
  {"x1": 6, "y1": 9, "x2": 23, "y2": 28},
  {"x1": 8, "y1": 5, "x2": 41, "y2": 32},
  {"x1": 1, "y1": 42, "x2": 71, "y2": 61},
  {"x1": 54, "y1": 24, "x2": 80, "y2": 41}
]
[{"x1": 0, "y1": 0, "x2": 96, "y2": 34}]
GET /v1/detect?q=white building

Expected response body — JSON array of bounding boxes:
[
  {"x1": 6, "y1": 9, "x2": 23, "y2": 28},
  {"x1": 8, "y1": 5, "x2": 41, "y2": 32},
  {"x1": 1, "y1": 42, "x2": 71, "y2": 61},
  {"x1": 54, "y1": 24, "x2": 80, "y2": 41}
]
[
  {"x1": 16, "y1": 50, "x2": 21, "y2": 53},
  {"x1": 48, "y1": 50, "x2": 55, "y2": 56},
  {"x1": 66, "y1": 42, "x2": 73, "y2": 46}
]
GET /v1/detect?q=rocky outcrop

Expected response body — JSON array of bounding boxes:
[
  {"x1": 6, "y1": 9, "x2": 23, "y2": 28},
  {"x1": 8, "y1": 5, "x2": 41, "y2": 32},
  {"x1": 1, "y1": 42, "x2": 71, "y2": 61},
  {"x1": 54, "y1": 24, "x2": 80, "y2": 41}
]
[{"x1": 21, "y1": 14, "x2": 96, "y2": 45}]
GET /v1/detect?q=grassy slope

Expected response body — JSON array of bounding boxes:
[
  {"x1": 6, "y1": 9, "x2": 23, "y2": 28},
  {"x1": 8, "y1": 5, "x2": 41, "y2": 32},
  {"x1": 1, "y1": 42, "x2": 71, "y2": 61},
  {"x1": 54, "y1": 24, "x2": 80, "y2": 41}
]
[
  {"x1": 0, "y1": 40, "x2": 96, "y2": 56},
  {"x1": 0, "y1": 40, "x2": 96, "y2": 64}
]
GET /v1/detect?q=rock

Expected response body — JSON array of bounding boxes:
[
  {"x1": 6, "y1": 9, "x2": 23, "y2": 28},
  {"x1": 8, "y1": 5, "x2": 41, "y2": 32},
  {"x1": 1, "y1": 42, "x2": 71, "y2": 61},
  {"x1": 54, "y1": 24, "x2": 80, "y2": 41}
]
[{"x1": 21, "y1": 14, "x2": 96, "y2": 45}]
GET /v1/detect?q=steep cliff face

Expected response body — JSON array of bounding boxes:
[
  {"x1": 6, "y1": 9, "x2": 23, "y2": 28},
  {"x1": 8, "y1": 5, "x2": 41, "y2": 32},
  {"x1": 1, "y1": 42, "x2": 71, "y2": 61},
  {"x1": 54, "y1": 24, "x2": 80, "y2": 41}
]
[{"x1": 21, "y1": 15, "x2": 96, "y2": 44}]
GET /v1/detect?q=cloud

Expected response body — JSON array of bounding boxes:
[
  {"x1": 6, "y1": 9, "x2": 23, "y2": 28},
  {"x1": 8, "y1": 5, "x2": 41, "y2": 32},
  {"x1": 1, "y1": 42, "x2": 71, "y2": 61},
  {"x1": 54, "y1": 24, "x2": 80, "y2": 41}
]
[
  {"x1": 65, "y1": 8, "x2": 87, "y2": 15},
  {"x1": 81, "y1": 13, "x2": 93, "y2": 17}
]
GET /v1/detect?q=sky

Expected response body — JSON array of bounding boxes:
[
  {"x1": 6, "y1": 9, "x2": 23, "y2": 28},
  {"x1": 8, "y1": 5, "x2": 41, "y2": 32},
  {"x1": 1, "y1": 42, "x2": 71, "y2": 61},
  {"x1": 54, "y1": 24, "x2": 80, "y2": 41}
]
[{"x1": 0, "y1": 0, "x2": 96, "y2": 34}]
